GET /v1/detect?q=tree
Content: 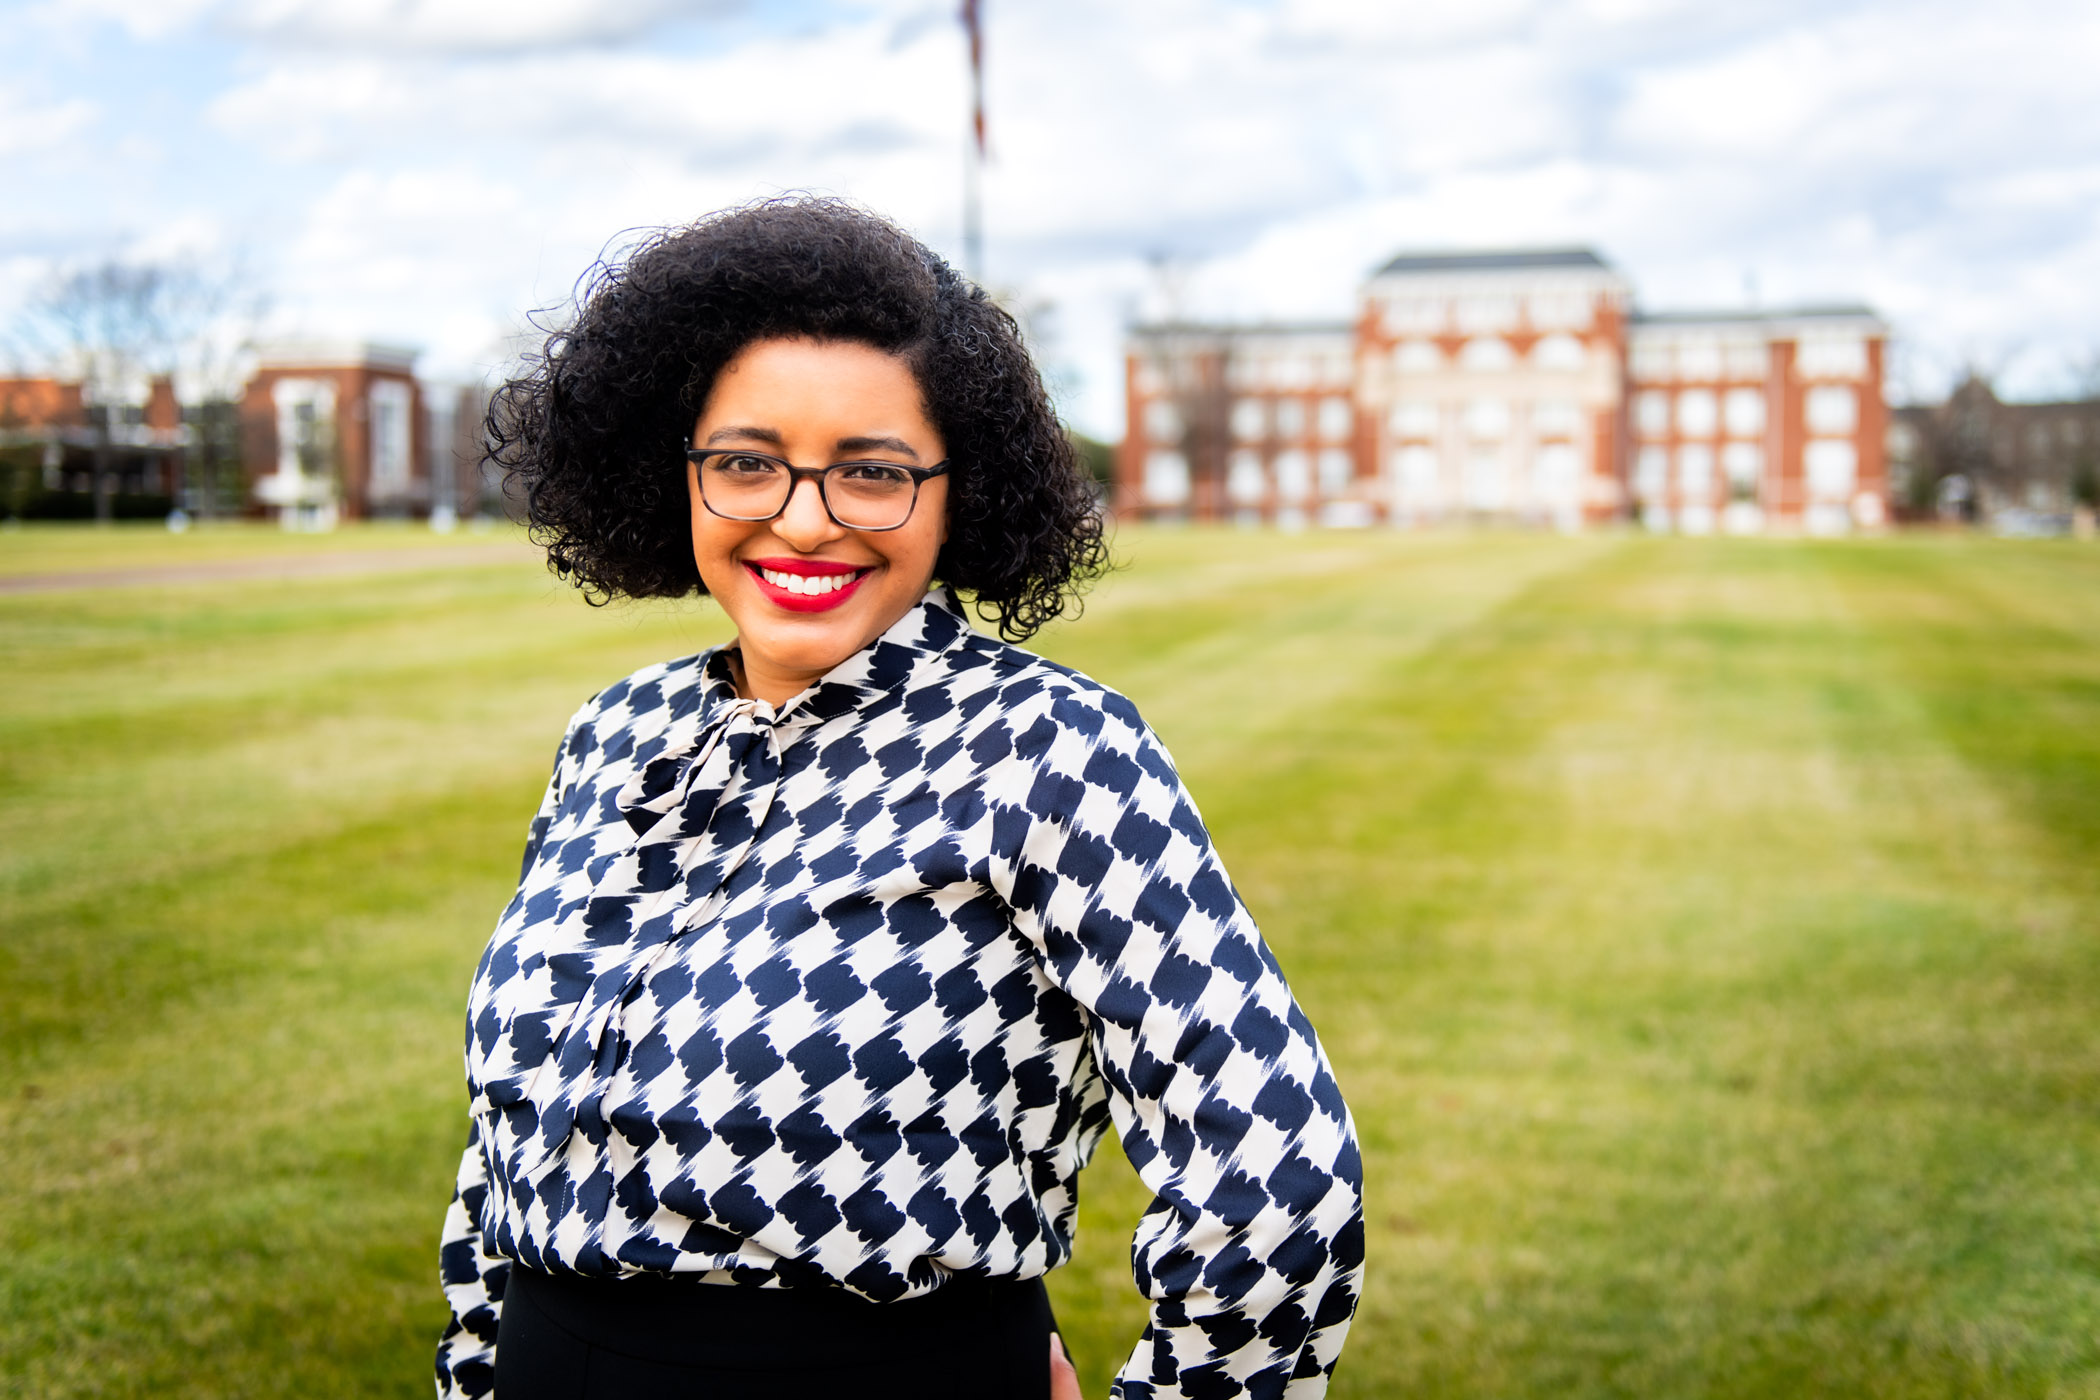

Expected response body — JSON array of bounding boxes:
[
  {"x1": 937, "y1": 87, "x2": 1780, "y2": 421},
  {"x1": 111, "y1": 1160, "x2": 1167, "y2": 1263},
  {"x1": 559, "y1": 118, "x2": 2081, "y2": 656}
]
[{"x1": 6, "y1": 258, "x2": 256, "y2": 524}]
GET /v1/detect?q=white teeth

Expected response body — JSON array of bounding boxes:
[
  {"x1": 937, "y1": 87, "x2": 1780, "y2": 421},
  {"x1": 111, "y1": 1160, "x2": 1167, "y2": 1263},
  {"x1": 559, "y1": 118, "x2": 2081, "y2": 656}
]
[{"x1": 760, "y1": 567, "x2": 858, "y2": 595}]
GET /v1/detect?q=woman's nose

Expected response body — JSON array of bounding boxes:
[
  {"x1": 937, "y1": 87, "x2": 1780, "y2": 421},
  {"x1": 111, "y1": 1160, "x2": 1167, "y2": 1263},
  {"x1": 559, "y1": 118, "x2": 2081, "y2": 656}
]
[{"x1": 771, "y1": 476, "x2": 841, "y2": 550}]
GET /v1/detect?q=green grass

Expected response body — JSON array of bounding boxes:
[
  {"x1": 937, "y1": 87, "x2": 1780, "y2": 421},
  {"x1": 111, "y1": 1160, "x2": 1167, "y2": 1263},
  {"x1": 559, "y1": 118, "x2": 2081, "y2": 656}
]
[
  {"x1": 0, "y1": 517, "x2": 528, "y2": 577},
  {"x1": 3, "y1": 527, "x2": 2098, "y2": 1398}
]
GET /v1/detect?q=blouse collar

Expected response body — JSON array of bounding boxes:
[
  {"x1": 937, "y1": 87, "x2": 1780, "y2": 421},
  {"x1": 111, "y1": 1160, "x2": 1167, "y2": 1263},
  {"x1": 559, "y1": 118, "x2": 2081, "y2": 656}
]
[
  {"x1": 699, "y1": 585, "x2": 973, "y2": 728},
  {"x1": 618, "y1": 588, "x2": 973, "y2": 835}
]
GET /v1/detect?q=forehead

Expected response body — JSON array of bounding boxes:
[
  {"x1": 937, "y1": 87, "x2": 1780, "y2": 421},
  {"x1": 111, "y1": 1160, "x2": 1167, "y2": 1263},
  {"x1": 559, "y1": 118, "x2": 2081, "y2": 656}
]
[{"x1": 700, "y1": 338, "x2": 931, "y2": 431}]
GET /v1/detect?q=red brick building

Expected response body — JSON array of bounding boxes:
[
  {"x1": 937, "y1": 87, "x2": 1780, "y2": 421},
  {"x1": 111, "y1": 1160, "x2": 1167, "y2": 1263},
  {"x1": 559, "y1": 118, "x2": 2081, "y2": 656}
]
[
  {"x1": 1121, "y1": 248, "x2": 1891, "y2": 534},
  {"x1": 241, "y1": 341, "x2": 425, "y2": 528}
]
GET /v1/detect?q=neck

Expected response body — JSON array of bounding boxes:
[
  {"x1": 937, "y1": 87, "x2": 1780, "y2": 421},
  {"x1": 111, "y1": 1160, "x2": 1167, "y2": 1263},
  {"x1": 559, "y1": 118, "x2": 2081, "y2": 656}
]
[{"x1": 728, "y1": 649, "x2": 824, "y2": 708}]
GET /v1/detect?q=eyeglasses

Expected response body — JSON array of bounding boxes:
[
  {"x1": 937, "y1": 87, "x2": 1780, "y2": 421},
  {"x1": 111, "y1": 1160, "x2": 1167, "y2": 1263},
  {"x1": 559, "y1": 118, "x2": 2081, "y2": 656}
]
[{"x1": 685, "y1": 449, "x2": 950, "y2": 532}]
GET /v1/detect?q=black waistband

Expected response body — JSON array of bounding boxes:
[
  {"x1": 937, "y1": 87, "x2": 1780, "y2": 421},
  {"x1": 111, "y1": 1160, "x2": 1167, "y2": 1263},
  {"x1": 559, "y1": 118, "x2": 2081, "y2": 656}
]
[{"x1": 506, "y1": 1267, "x2": 1051, "y2": 1371}]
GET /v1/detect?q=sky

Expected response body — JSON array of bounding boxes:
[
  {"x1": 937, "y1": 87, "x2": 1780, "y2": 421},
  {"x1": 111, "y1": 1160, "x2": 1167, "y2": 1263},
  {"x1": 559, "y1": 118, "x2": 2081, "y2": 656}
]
[{"x1": 3, "y1": 0, "x2": 2097, "y2": 437}]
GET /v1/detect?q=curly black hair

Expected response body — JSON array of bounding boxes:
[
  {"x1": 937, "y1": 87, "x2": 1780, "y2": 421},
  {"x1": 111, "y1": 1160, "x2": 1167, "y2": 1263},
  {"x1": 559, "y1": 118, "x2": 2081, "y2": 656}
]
[{"x1": 488, "y1": 197, "x2": 1106, "y2": 641}]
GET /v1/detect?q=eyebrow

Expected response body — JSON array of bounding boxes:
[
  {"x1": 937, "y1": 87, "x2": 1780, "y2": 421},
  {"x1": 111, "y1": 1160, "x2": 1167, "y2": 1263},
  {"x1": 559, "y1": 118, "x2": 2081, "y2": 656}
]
[
  {"x1": 704, "y1": 425, "x2": 784, "y2": 447},
  {"x1": 702, "y1": 427, "x2": 921, "y2": 462},
  {"x1": 834, "y1": 435, "x2": 920, "y2": 460}
]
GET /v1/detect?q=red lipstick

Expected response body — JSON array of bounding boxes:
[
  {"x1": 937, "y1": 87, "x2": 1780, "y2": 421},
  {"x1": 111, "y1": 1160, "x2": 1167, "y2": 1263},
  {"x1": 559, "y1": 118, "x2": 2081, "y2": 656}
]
[{"x1": 743, "y1": 557, "x2": 872, "y2": 613}]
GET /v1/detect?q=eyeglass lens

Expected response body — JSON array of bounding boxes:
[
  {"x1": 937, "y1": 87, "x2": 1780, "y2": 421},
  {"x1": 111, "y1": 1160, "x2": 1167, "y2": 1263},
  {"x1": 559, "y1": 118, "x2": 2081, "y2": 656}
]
[{"x1": 700, "y1": 454, "x2": 920, "y2": 530}]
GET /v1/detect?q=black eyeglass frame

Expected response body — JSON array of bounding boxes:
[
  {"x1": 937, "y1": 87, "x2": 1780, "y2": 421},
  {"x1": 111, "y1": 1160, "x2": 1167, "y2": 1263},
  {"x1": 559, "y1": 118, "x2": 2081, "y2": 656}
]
[{"x1": 684, "y1": 449, "x2": 951, "y2": 532}]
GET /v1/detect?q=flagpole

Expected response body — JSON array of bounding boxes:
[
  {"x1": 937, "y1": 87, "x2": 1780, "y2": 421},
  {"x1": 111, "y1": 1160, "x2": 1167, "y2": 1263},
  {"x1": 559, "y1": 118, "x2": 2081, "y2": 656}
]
[{"x1": 961, "y1": 0, "x2": 986, "y2": 285}]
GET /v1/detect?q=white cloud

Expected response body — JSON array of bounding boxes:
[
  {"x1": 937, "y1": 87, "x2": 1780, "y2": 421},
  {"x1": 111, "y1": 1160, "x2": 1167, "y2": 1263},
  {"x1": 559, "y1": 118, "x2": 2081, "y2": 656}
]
[
  {"x1": 0, "y1": 84, "x2": 95, "y2": 158},
  {"x1": 42, "y1": 0, "x2": 738, "y2": 50},
  {"x1": 12, "y1": 0, "x2": 2100, "y2": 425}
]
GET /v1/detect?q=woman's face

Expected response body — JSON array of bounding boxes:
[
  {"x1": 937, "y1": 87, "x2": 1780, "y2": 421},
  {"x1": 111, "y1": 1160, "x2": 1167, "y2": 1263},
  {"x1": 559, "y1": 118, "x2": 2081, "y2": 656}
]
[{"x1": 688, "y1": 336, "x2": 949, "y2": 706}]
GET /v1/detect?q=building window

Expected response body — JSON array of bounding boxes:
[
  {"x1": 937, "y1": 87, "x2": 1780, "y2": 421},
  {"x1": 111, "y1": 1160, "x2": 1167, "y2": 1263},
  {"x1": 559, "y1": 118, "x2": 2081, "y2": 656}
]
[
  {"x1": 1465, "y1": 447, "x2": 1507, "y2": 510},
  {"x1": 1805, "y1": 439, "x2": 1858, "y2": 498},
  {"x1": 1460, "y1": 337, "x2": 1515, "y2": 371},
  {"x1": 1635, "y1": 390, "x2": 1671, "y2": 437},
  {"x1": 1466, "y1": 398, "x2": 1510, "y2": 440},
  {"x1": 1393, "y1": 445, "x2": 1439, "y2": 503},
  {"x1": 1143, "y1": 451, "x2": 1190, "y2": 506},
  {"x1": 1676, "y1": 338, "x2": 1722, "y2": 381},
  {"x1": 1389, "y1": 400, "x2": 1438, "y2": 439},
  {"x1": 1456, "y1": 296, "x2": 1519, "y2": 333},
  {"x1": 1805, "y1": 385, "x2": 1857, "y2": 435},
  {"x1": 1230, "y1": 398, "x2": 1267, "y2": 441},
  {"x1": 1318, "y1": 448, "x2": 1353, "y2": 494},
  {"x1": 1133, "y1": 361, "x2": 1165, "y2": 396},
  {"x1": 1531, "y1": 333, "x2": 1586, "y2": 371},
  {"x1": 1677, "y1": 444, "x2": 1715, "y2": 494},
  {"x1": 370, "y1": 379, "x2": 412, "y2": 494},
  {"x1": 1534, "y1": 399, "x2": 1579, "y2": 438},
  {"x1": 1275, "y1": 398, "x2": 1306, "y2": 438},
  {"x1": 1227, "y1": 450, "x2": 1265, "y2": 506},
  {"x1": 1144, "y1": 399, "x2": 1181, "y2": 442},
  {"x1": 1677, "y1": 388, "x2": 1718, "y2": 437},
  {"x1": 1394, "y1": 340, "x2": 1445, "y2": 373},
  {"x1": 1724, "y1": 340, "x2": 1768, "y2": 379},
  {"x1": 1385, "y1": 298, "x2": 1446, "y2": 334},
  {"x1": 1319, "y1": 353, "x2": 1353, "y2": 388},
  {"x1": 1529, "y1": 294, "x2": 1590, "y2": 331},
  {"x1": 1534, "y1": 442, "x2": 1579, "y2": 499},
  {"x1": 1722, "y1": 442, "x2": 1763, "y2": 500},
  {"x1": 1318, "y1": 396, "x2": 1353, "y2": 440},
  {"x1": 1630, "y1": 339, "x2": 1674, "y2": 380},
  {"x1": 1635, "y1": 445, "x2": 1669, "y2": 497},
  {"x1": 1796, "y1": 334, "x2": 1867, "y2": 380},
  {"x1": 1723, "y1": 387, "x2": 1766, "y2": 437},
  {"x1": 1274, "y1": 449, "x2": 1312, "y2": 503}
]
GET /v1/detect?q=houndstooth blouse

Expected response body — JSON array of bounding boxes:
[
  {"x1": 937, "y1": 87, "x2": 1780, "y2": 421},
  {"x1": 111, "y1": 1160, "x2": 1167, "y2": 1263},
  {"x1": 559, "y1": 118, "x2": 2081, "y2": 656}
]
[{"x1": 435, "y1": 590, "x2": 1363, "y2": 1399}]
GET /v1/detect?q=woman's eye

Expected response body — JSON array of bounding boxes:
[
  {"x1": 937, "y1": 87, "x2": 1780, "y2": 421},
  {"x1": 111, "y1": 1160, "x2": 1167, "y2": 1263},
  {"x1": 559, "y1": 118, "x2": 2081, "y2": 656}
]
[
  {"x1": 719, "y1": 455, "x2": 779, "y2": 476},
  {"x1": 837, "y1": 462, "x2": 910, "y2": 485}
]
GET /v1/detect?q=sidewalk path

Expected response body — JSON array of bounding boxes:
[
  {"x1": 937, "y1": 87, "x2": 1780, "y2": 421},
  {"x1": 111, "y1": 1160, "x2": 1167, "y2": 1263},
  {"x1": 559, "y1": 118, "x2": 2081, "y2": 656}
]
[{"x1": 0, "y1": 541, "x2": 543, "y2": 594}]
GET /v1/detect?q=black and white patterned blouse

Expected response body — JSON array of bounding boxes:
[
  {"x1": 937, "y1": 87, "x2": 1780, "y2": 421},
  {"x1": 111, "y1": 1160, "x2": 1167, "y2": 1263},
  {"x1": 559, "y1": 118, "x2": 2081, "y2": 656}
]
[{"x1": 435, "y1": 591, "x2": 1363, "y2": 1399}]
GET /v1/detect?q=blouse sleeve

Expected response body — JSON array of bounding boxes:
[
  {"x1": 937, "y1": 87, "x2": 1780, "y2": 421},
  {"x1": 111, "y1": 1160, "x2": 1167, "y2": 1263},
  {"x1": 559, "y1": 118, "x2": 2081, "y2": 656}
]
[
  {"x1": 434, "y1": 1116, "x2": 507, "y2": 1399},
  {"x1": 434, "y1": 711, "x2": 589, "y2": 1398},
  {"x1": 993, "y1": 691, "x2": 1365, "y2": 1399}
]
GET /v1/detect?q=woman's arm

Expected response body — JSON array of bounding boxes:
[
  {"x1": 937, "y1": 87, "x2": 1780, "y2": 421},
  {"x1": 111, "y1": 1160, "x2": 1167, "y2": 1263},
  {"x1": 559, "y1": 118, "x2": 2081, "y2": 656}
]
[
  {"x1": 995, "y1": 690, "x2": 1365, "y2": 1399},
  {"x1": 434, "y1": 1117, "x2": 507, "y2": 1399},
  {"x1": 435, "y1": 704, "x2": 595, "y2": 1398}
]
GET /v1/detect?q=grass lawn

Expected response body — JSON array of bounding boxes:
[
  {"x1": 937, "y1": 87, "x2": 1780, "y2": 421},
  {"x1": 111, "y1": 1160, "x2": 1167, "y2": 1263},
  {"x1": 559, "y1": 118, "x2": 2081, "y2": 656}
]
[
  {"x1": 3, "y1": 526, "x2": 2098, "y2": 1397},
  {"x1": 0, "y1": 518, "x2": 531, "y2": 579}
]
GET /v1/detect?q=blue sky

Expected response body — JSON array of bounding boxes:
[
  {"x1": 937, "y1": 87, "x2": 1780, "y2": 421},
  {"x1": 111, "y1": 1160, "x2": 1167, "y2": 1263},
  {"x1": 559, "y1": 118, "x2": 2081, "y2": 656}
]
[{"x1": 4, "y1": 0, "x2": 2097, "y2": 435}]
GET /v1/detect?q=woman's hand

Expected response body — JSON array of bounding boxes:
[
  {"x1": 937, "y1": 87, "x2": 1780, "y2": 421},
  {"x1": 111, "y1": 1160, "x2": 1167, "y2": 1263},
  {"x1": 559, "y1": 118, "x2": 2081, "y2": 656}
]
[{"x1": 1050, "y1": 1332, "x2": 1083, "y2": 1400}]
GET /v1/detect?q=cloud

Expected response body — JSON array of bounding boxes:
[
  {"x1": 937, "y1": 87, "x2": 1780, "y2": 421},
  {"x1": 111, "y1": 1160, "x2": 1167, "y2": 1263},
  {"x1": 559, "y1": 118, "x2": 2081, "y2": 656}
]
[
  {"x1": 13, "y1": 0, "x2": 2100, "y2": 425},
  {"x1": 43, "y1": 0, "x2": 740, "y2": 51},
  {"x1": 0, "y1": 84, "x2": 96, "y2": 159}
]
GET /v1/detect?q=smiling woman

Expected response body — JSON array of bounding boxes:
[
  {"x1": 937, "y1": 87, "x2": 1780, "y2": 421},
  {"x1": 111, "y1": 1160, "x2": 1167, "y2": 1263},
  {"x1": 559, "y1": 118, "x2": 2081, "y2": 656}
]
[{"x1": 438, "y1": 199, "x2": 1364, "y2": 1400}]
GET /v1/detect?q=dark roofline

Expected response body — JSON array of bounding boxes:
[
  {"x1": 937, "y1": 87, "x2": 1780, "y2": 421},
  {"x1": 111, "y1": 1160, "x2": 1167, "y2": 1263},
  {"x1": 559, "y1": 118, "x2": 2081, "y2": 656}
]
[
  {"x1": 1632, "y1": 305, "x2": 1881, "y2": 325},
  {"x1": 1372, "y1": 247, "x2": 1612, "y2": 275}
]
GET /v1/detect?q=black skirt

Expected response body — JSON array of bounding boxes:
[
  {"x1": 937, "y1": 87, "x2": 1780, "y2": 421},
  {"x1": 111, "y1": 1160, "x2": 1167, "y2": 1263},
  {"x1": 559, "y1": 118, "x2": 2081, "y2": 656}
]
[{"x1": 495, "y1": 1266, "x2": 1058, "y2": 1400}]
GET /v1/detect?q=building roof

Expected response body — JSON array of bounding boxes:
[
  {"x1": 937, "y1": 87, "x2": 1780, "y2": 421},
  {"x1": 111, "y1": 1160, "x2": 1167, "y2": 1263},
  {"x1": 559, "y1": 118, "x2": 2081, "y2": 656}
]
[
  {"x1": 1632, "y1": 305, "x2": 1881, "y2": 326},
  {"x1": 1372, "y1": 248, "x2": 1612, "y2": 275},
  {"x1": 254, "y1": 339, "x2": 421, "y2": 373}
]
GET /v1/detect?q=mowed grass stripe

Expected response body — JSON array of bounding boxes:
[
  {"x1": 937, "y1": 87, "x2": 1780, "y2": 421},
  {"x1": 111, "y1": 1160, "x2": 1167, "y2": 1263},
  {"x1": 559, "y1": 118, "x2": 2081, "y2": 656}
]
[{"x1": 3, "y1": 530, "x2": 2098, "y2": 1399}]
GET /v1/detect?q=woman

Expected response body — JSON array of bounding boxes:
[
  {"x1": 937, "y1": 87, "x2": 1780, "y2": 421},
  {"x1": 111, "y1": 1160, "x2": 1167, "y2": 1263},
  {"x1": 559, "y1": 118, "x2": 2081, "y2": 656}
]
[{"x1": 435, "y1": 199, "x2": 1363, "y2": 1400}]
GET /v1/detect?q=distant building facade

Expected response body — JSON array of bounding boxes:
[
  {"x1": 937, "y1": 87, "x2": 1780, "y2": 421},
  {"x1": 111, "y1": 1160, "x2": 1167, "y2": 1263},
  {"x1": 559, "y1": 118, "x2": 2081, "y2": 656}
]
[
  {"x1": 1121, "y1": 248, "x2": 1892, "y2": 534},
  {"x1": 0, "y1": 373, "x2": 188, "y2": 518},
  {"x1": 2, "y1": 342, "x2": 495, "y2": 525},
  {"x1": 1888, "y1": 375, "x2": 2100, "y2": 527},
  {"x1": 241, "y1": 341, "x2": 426, "y2": 528}
]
